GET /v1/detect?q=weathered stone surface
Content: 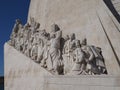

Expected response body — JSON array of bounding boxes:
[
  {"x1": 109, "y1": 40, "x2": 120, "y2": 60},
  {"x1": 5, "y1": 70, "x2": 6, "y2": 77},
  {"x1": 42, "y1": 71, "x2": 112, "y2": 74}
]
[
  {"x1": 4, "y1": 43, "x2": 52, "y2": 90},
  {"x1": 9, "y1": 18, "x2": 107, "y2": 75},
  {"x1": 44, "y1": 75, "x2": 120, "y2": 90},
  {"x1": 4, "y1": 42, "x2": 120, "y2": 90},
  {"x1": 28, "y1": 0, "x2": 120, "y2": 75},
  {"x1": 4, "y1": 0, "x2": 120, "y2": 89}
]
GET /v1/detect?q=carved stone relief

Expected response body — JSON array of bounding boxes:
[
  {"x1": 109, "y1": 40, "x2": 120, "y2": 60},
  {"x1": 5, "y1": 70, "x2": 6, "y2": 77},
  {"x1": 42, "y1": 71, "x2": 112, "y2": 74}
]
[{"x1": 8, "y1": 18, "x2": 107, "y2": 75}]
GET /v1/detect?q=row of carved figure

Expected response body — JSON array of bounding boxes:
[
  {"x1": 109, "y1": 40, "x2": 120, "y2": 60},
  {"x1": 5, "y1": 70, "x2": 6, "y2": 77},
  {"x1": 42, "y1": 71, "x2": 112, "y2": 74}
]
[{"x1": 9, "y1": 18, "x2": 107, "y2": 75}]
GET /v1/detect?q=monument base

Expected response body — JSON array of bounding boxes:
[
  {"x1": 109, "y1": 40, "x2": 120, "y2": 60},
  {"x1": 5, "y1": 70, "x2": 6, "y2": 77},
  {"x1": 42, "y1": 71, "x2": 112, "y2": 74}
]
[
  {"x1": 44, "y1": 75, "x2": 120, "y2": 90},
  {"x1": 4, "y1": 43, "x2": 120, "y2": 90}
]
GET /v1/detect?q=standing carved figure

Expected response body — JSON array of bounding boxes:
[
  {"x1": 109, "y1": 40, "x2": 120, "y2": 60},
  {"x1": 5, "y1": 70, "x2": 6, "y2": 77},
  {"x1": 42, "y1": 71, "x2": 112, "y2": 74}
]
[
  {"x1": 23, "y1": 23, "x2": 31, "y2": 43},
  {"x1": 37, "y1": 31, "x2": 50, "y2": 65},
  {"x1": 81, "y1": 38, "x2": 104, "y2": 75},
  {"x1": 30, "y1": 17, "x2": 40, "y2": 35},
  {"x1": 90, "y1": 46, "x2": 107, "y2": 74},
  {"x1": 81, "y1": 38, "x2": 107, "y2": 75},
  {"x1": 68, "y1": 33, "x2": 77, "y2": 68},
  {"x1": 31, "y1": 42, "x2": 38, "y2": 60},
  {"x1": 47, "y1": 24, "x2": 63, "y2": 74},
  {"x1": 10, "y1": 19, "x2": 23, "y2": 47},
  {"x1": 81, "y1": 38, "x2": 95, "y2": 75},
  {"x1": 69, "y1": 40, "x2": 86, "y2": 75},
  {"x1": 63, "y1": 35, "x2": 70, "y2": 74},
  {"x1": 35, "y1": 29, "x2": 49, "y2": 64}
]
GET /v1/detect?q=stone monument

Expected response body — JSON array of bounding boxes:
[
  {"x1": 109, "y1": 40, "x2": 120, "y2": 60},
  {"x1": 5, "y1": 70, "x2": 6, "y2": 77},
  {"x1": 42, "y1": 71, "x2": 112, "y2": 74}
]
[{"x1": 5, "y1": 0, "x2": 120, "y2": 90}]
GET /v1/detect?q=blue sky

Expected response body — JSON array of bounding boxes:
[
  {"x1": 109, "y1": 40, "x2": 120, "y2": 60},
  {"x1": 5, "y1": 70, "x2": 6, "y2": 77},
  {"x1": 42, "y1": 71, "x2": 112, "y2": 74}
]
[{"x1": 0, "y1": 0, "x2": 30, "y2": 76}]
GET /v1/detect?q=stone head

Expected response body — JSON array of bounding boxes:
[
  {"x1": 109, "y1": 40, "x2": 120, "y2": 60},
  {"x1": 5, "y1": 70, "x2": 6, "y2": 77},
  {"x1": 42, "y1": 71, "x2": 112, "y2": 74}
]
[
  {"x1": 70, "y1": 33, "x2": 75, "y2": 40},
  {"x1": 41, "y1": 29, "x2": 46, "y2": 36},
  {"x1": 30, "y1": 17, "x2": 35, "y2": 23},
  {"x1": 76, "y1": 40, "x2": 81, "y2": 48},
  {"x1": 51, "y1": 23, "x2": 60, "y2": 33},
  {"x1": 24, "y1": 23, "x2": 30, "y2": 29},
  {"x1": 15, "y1": 19, "x2": 21, "y2": 24},
  {"x1": 81, "y1": 38, "x2": 87, "y2": 46},
  {"x1": 64, "y1": 35, "x2": 70, "y2": 41},
  {"x1": 35, "y1": 23, "x2": 40, "y2": 29}
]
